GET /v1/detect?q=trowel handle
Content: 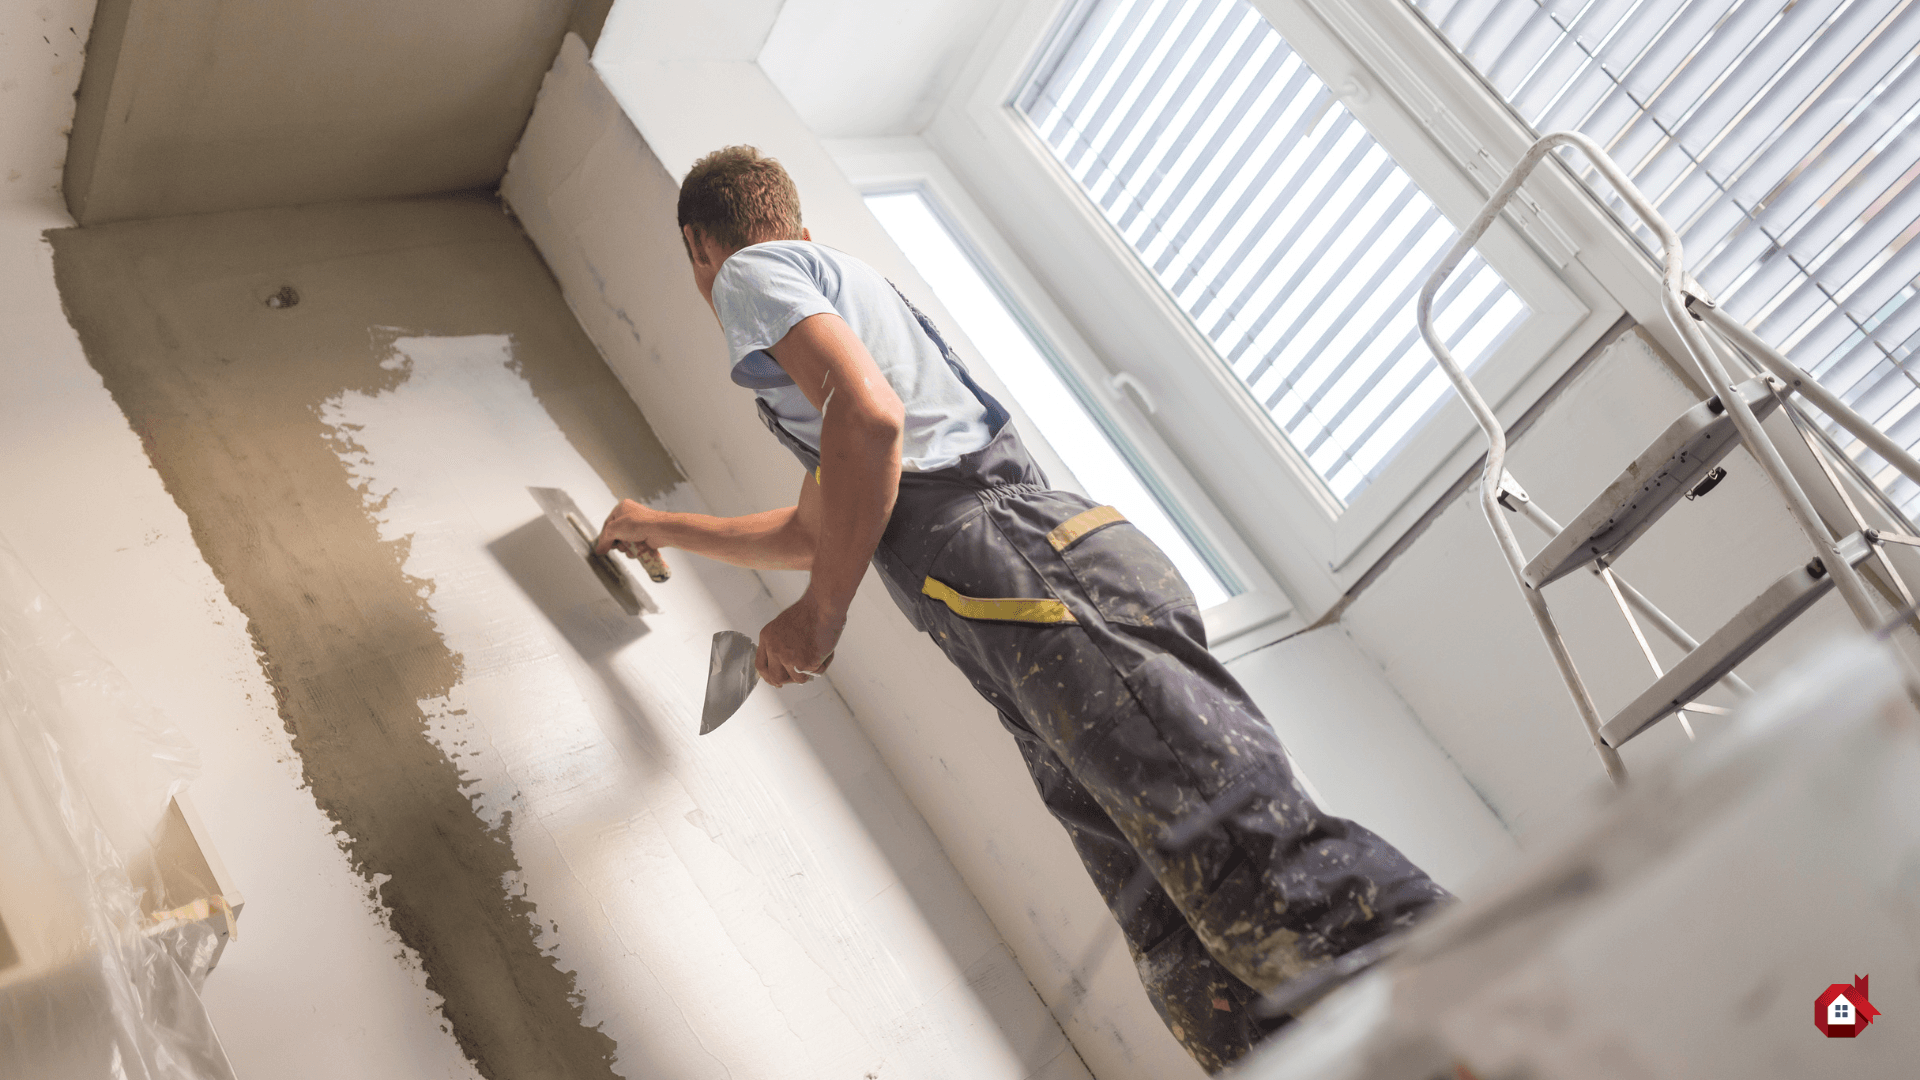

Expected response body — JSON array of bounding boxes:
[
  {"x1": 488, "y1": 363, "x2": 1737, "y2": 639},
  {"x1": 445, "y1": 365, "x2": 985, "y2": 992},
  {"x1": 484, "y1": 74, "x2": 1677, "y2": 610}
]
[
  {"x1": 565, "y1": 510, "x2": 671, "y2": 582},
  {"x1": 631, "y1": 546, "x2": 671, "y2": 583}
]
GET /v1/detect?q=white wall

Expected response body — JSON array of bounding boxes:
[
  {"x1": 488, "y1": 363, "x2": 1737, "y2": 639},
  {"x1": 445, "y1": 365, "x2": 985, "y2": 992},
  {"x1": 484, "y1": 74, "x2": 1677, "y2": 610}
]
[
  {"x1": 317, "y1": 330, "x2": 1081, "y2": 1080},
  {"x1": 505, "y1": 35, "x2": 1205, "y2": 1079},
  {"x1": 504, "y1": 25, "x2": 1538, "y2": 1077},
  {"x1": 1341, "y1": 330, "x2": 1868, "y2": 838},
  {"x1": 1224, "y1": 626, "x2": 1512, "y2": 882}
]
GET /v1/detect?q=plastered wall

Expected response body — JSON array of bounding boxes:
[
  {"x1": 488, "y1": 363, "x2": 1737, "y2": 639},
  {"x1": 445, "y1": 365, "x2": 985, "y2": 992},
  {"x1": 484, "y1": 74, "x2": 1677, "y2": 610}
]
[
  {"x1": 504, "y1": 35, "x2": 1201, "y2": 1080},
  {"x1": 504, "y1": 33, "x2": 1526, "y2": 1079},
  {"x1": 2, "y1": 5, "x2": 499, "y2": 1078},
  {"x1": 45, "y1": 190, "x2": 1075, "y2": 1080}
]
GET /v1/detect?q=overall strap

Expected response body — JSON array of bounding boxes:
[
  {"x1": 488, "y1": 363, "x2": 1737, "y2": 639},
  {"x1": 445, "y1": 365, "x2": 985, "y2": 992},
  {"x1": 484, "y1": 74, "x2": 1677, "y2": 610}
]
[
  {"x1": 752, "y1": 280, "x2": 1016, "y2": 472},
  {"x1": 885, "y1": 280, "x2": 1011, "y2": 434}
]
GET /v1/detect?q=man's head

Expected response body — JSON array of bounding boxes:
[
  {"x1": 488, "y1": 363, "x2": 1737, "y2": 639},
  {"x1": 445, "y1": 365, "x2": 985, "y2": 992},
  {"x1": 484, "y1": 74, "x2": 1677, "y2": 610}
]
[
  {"x1": 678, "y1": 146, "x2": 809, "y2": 306},
  {"x1": 679, "y1": 146, "x2": 805, "y2": 253}
]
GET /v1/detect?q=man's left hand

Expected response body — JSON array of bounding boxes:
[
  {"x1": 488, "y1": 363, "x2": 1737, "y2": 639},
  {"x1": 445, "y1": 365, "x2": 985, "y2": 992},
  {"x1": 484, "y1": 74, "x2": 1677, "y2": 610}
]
[{"x1": 757, "y1": 591, "x2": 841, "y2": 686}]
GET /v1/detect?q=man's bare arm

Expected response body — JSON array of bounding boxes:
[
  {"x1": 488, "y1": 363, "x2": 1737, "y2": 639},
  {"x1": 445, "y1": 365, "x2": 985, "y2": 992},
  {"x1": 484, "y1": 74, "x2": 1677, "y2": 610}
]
[
  {"x1": 595, "y1": 478, "x2": 823, "y2": 572},
  {"x1": 595, "y1": 312, "x2": 899, "y2": 686},
  {"x1": 756, "y1": 313, "x2": 904, "y2": 684}
]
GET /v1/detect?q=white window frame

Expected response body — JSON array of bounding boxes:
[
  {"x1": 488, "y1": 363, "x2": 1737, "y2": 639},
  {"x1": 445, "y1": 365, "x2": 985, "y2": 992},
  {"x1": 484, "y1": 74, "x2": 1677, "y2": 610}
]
[
  {"x1": 831, "y1": 137, "x2": 1303, "y2": 651},
  {"x1": 926, "y1": 0, "x2": 1634, "y2": 618}
]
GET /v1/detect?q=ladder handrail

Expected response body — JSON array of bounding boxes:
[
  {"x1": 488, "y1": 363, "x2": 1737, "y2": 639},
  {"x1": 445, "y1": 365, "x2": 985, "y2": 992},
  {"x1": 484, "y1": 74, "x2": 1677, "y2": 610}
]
[{"x1": 1417, "y1": 130, "x2": 1914, "y2": 781}]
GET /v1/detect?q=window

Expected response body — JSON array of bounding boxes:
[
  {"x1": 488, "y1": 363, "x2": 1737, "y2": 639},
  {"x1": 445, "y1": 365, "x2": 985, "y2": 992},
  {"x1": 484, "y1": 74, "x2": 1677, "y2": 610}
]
[
  {"x1": 1017, "y1": 0, "x2": 1531, "y2": 504},
  {"x1": 1417, "y1": 0, "x2": 1920, "y2": 514},
  {"x1": 867, "y1": 188, "x2": 1235, "y2": 608}
]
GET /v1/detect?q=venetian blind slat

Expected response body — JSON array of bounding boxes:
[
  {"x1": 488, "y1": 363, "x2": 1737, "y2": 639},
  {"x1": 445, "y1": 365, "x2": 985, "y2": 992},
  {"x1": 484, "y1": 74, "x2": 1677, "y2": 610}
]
[
  {"x1": 1417, "y1": 0, "x2": 1920, "y2": 516},
  {"x1": 1022, "y1": 0, "x2": 1530, "y2": 504}
]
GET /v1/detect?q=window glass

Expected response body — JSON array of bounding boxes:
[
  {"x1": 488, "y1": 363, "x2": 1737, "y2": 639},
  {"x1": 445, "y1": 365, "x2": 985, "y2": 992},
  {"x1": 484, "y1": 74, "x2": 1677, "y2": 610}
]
[
  {"x1": 1018, "y1": 0, "x2": 1531, "y2": 505},
  {"x1": 866, "y1": 189, "x2": 1234, "y2": 608},
  {"x1": 1417, "y1": 0, "x2": 1920, "y2": 514}
]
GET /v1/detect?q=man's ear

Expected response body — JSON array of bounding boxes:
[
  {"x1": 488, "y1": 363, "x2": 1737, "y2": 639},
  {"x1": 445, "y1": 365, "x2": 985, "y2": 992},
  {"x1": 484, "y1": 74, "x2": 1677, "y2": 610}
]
[
  {"x1": 682, "y1": 224, "x2": 707, "y2": 264},
  {"x1": 801, "y1": 227, "x2": 812, "y2": 242}
]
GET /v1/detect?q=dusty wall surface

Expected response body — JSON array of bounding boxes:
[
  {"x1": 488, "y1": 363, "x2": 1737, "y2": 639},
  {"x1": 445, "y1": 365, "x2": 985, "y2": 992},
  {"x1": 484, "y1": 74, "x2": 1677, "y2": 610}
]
[
  {"x1": 64, "y1": 0, "x2": 579, "y2": 225},
  {"x1": 47, "y1": 191, "x2": 1074, "y2": 1080}
]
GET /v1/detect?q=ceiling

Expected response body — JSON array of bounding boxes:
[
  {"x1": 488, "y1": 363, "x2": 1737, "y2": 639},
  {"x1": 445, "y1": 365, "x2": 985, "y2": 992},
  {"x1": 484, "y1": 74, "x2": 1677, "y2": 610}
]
[
  {"x1": 60, "y1": 0, "x2": 1004, "y2": 228},
  {"x1": 757, "y1": 0, "x2": 1008, "y2": 139},
  {"x1": 593, "y1": 0, "x2": 1008, "y2": 141},
  {"x1": 64, "y1": 0, "x2": 612, "y2": 226}
]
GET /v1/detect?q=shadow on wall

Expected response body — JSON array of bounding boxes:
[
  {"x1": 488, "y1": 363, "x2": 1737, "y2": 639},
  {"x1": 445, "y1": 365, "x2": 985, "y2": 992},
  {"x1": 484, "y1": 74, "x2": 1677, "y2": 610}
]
[
  {"x1": 490, "y1": 515, "x2": 1083, "y2": 1075},
  {"x1": 487, "y1": 516, "x2": 670, "y2": 774}
]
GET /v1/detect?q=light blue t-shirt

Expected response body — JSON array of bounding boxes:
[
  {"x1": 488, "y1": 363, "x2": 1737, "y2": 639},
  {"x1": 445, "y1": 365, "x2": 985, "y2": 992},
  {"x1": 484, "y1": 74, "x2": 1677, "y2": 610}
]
[{"x1": 711, "y1": 241, "x2": 992, "y2": 472}]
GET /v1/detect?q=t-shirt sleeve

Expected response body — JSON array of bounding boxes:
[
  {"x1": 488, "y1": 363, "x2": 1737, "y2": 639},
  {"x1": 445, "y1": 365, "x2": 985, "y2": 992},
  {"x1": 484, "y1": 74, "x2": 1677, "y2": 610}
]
[{"x1": 711, "y1": 245, "x2": 838, "y2": 368}]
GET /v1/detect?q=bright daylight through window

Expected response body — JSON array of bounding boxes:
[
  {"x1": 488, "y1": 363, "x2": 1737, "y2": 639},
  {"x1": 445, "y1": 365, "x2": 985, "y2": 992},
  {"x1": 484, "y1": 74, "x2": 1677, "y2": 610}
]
[
  {"x1": 1418, "y1": 0, "x2": 1920, "y2": 514},
  {"x1": 1018, "y1": 0, "x2": 1531, "y2": 505},
  {"x1": 866, "y1": 190, "x2": 1234, "y2": 608}
]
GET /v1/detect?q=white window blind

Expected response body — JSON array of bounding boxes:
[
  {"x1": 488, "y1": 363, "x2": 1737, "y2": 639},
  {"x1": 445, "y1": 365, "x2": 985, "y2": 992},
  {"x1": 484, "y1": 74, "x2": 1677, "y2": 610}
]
[
  {"x1": 1018, "y1": 0, "x2": 1531, "y2": 505},
  {"x1": 1418, "y1": 0, "x2": 1920, "y2": 513}
]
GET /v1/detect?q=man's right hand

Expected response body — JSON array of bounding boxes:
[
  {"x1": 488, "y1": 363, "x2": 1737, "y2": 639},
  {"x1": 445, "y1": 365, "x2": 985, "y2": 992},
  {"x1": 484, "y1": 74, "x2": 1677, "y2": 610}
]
[{"x1": 595, "y1": 498, "x2": 669, "y2": 569}]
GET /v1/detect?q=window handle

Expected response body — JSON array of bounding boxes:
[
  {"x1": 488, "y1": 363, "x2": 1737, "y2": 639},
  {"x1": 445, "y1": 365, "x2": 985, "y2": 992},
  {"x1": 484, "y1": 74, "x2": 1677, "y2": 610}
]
[{"x1": 1109, "y1": 371, "x2": 1157, "y2": 415}]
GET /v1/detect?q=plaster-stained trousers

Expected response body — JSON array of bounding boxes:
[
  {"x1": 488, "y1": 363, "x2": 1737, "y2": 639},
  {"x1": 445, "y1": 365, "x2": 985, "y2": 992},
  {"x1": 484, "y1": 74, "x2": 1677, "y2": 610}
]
[{"x1": 750, "y1": 304, "x2": 1451, "y2": 1072}]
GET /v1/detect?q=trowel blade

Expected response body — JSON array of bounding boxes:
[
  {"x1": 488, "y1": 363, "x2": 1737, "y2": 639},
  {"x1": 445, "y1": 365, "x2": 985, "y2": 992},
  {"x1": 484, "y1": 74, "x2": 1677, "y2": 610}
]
[
  {"x1": 701, "y1": 630, "x2": 759, "y2": 735},
  {"x1": 527, "y1": 486, "x2": 658, "y2": 616}
]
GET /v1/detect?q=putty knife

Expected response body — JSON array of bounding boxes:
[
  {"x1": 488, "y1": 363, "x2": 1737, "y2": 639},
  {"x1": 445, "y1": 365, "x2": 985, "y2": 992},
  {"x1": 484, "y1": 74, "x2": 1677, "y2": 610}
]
[
  {"x1": 527, "y1": 486, "x2": 665, "y2": 616},
  {"x1": 700, "y1": 631, "x2": 834, "y2": 735},
  {"x1": 701, "y1": 631, "x2": 759, "y2": 735}
]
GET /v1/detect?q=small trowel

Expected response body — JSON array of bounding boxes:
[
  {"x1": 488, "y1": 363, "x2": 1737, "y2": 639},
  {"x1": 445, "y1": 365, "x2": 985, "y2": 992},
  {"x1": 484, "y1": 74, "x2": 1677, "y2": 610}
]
[
  {"x1": 700, "y1": 632, "x2": 834, "y2": 735},
  {"x1": 701, "y1": 631, "x2": 759, "y2": 735},
  {"x1": 528, "y1": 486, "x2": 667, "y2": 616}
]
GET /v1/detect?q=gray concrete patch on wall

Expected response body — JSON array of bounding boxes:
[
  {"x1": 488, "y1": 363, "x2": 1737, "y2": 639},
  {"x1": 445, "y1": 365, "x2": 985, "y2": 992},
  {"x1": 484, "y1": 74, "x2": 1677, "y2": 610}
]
[{"x1": 47, "y1": 193, "x2": 679, "y2": 1079}]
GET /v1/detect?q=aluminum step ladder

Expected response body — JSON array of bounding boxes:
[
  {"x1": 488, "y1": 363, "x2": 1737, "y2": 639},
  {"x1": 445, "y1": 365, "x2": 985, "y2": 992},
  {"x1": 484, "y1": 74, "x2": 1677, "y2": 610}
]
[{"x1": 1419, "y1": 131, "x2": 1920, "y2": 785}]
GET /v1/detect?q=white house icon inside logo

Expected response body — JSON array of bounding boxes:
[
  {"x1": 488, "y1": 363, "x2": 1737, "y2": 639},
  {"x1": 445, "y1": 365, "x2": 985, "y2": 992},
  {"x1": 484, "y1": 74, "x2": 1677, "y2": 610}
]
[{"x1": 1830, "y1": 999, "x2": 1853, "y2": 1026}]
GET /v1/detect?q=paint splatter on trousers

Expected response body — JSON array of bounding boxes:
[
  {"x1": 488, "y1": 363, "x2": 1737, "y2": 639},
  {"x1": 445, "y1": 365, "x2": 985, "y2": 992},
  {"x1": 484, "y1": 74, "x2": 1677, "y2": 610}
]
[
  {"x1": 885, "y1": 479, "x2": 1451, "y2": 1070},
  {"x1": 756, "y1": 377, "x2": 1449, "y2": 1071}
]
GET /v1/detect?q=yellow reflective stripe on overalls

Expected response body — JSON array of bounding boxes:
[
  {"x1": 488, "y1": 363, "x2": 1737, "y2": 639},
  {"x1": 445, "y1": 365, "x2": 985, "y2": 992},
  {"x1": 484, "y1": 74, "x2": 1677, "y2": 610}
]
[
  {"x1": 1047, "y1": 505, "x2": 1126, "y2": 551},
  {"x1": 921, "y1": 577, "x2": 1077, "y2": 624}
]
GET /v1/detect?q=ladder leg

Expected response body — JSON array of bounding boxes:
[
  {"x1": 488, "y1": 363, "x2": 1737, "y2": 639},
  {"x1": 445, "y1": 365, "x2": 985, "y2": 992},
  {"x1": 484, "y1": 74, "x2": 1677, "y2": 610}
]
[
  {"x1": 1515, "y1": 562, "x2": 1629, "y2": 784},
  {"x1": 1502, "y1": 475, "x2": 1753, "y2": 696},
  {"x1": 1664, "y1": 288, "x2": 1892, "y2": 636},
  {"x1": 1599, "y1": 566, "x2": 1695, "y2": 740}
]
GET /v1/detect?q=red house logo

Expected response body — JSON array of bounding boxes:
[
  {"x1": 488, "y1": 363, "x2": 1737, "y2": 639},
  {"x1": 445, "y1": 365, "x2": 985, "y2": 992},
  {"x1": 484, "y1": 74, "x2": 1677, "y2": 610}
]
[{"x1": 1815, "y1": 975, "x2": 1880, "y2": 1038}]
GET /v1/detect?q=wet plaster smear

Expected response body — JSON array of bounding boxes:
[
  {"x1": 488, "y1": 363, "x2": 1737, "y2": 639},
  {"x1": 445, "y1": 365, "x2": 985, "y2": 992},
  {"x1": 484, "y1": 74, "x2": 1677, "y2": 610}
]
[{"x1": 50, "y1": 195, "x2": 1081, "y2": 1080}]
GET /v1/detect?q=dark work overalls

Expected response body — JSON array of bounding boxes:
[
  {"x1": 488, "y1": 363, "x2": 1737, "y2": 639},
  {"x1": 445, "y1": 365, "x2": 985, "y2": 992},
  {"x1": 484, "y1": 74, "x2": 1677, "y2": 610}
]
[{"x1": 745, "y1": 293, "x2": 1450, "y2": 1072}]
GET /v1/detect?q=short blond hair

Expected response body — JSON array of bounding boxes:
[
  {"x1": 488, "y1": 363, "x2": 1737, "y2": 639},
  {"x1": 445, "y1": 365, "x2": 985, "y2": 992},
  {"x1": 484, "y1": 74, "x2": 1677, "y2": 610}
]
[{"x1": 678, "y1": 146, "x2": 804, "y2": 251}]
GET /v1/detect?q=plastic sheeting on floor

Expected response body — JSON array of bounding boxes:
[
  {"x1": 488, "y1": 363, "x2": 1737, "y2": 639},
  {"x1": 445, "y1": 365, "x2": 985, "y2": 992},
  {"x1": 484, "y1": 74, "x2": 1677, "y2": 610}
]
[{"x1": 0, "y1": 534, "x2": 236, "y2": 1080}]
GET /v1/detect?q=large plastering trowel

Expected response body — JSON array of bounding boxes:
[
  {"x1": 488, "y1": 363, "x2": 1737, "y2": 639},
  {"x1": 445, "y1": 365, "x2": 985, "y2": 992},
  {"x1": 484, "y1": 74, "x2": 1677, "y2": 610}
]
[{"x1": 528, "y1": 486, "x2": 667, "y2": 616}]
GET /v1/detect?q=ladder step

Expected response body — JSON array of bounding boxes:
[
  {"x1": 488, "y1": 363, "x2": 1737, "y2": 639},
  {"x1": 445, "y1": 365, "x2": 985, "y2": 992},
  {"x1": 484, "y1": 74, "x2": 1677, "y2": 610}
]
[
  {"x1": 1525, "y1": 377, "x2": 1782, "y2": 588},
  {"x1": 1600, "y1": 533, "x2": 1873, "y2": 748}
]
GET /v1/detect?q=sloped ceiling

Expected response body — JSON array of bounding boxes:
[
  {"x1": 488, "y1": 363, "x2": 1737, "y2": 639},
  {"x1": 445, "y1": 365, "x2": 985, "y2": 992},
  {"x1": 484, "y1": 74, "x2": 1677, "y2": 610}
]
[
  {"x1": 64, "y1": 0, "x2": 612, "y2": 225},
  {"x1": 757, "y1": 0, "x2": 1005, "y2": 139}
]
